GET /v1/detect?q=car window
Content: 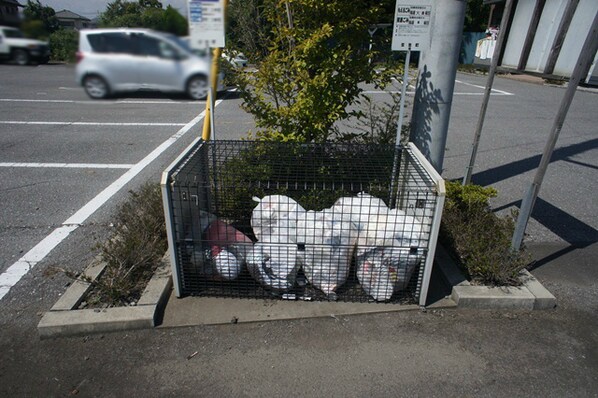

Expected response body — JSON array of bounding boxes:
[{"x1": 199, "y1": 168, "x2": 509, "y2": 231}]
[
  {"x1": 87, "y1": 33, "x2": 134, "y2": 54},
  {"x1": 135, "y1": 34, "x2": 162, "y2": 57},
  {"x1": 3, "y1": 28, "x2": 24, "y2": 38}
]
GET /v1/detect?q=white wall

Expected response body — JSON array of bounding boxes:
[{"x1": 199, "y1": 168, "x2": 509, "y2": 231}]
[
  {"x1": 501, "y1": 0, "x2": 536, "y2": 68},
  {"x1": 525, "y1": 0, "x2": 567, "y2": 72},
  {"x1": 553, "y1": 0, "x2": 598, "y2": 76}
]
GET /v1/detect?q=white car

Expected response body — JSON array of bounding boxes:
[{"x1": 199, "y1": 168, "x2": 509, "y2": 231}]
[
  {"x1": 181, "y1": 37, "x2": 248, "y2": 68},
  {"x1": 223, "y1": 51, "x2": 248, "y2": 68},
  {"x1": 0, "y1": 25, "x2": 50, "y2": 65},
  {"x1": 76, "y1": 28, "x2": 223, "y2": 100}
]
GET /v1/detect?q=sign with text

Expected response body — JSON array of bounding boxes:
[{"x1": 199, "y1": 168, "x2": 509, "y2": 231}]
[
  {"x1": 187, "y1": 0, "x2": 225, "y2": 49},
  {"x1": 391, "y1": 0, "x2": 432, "y2": 51}
]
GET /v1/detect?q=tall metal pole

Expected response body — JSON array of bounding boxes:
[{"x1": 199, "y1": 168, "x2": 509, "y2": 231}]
[
  {"x1": 409, "y1": 0, "x2": 466, "y2": 173},
  {"x1": 511, "y1": 11, "x2": 598, "y2": 251},
  {"x1": 390, "y1": 48, "x2": 411, "y2": 208},
  {"x1": 463, "y1": 0, "x2": 514, "y2": 185}
]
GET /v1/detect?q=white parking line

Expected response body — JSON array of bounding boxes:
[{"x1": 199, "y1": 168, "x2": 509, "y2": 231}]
[
  {"x1": 0, "y1": 121, "x2": 187, "y2": 126},
  {"x1": 364, "y1": 79, "x2": 514, "y2": 96},
  {"x1": 0, "y1": 98, "x2": 201, "y2": 105},
  {"x1": 362, "y1": 90, "x2": 511, "y2": 96},
  {"x1": 455, "y1": 79, "x2": 514, "y2": 95},
  {"x1": 0, "y1": 99, "x2": 222, "y2": 301},
  {"x1": 0, "y1": 162, "x2": 134, "y2": 169},
  {"x1": 0, "y1": 99, "x2": 77, "y2": 103}
]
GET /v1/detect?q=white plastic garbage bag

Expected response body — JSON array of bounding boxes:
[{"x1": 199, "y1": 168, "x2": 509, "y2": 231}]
[
  {"x1": 332, "y1": 192, "x2": 389, "y2": 232},
  {"x1": 356, "y1": 247, "x2": 421, "y2": 301},
  {"x1": 358, "y1": 208, "x2": 423, "y2": 254},
  {"x1": 296, "y1": 209, "x2": 358, "y2": 296},
  {"x1": 355, "y1": 207, "x2": 424, "y2": 300},
  {"x1": 246, "y1": 241, "x2": 299, "y2": 291},
  {"x1": 210, "y1": 246, "x2": 242, "y2": 281},
  {"x1": 251, "y1": 195, "x2": 306, "y2": 243}
]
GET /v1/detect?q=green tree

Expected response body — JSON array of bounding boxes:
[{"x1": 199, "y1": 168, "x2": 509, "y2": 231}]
[
  {"x1": 21, "y1": 0, "x2": 59, "y2": 39},
  {"x1": 49, "y1": 29, "x2": 78, "y2": 62},
  {"x1": 155, "y1": 5, "x2": 188, "y2": 36},
  {"x1": 227, "y1": 0, "x2": 271, "y2": 61},
  {"x1": 235, "y1": 0, "x2": 398, "y2": 142},
  {"x1": 98, "y1": 0, "x2": 187, "y2": 35},
  {"x1": 464, "y1": 0, "x2": 490, "y2": 32}
]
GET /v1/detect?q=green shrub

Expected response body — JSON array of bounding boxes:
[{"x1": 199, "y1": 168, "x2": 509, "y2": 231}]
[
  {"x1": 21, "y1": 19, "x2": 49, "y2": 40},
  {"x1": 85, "y1": 182, "x2": 167, "y2": 306},
  {"x1": 214, "y1": 142, "x2": 395, "y2": 231},
  {"x1": 440, "y1": 181, "x2": 529, "y2": 286},
  {"x1": 49, "y1": 29, "x2": 78, "y2": 63}
]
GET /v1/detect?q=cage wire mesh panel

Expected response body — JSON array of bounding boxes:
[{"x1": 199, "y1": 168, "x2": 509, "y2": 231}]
[{"x1": 164, "y1": 140, "x2": 442, "y2": 304}]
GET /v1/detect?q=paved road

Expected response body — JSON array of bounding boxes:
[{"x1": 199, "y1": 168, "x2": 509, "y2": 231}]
[
  {"x1": 0, "y1": 64, "x2": 597, "y2": 396},
  {"x1": 444, "y1": 73, "x2": 598, "y2": 245},
  {"x1": 0, "y1": 63, "x2": 250, "y2": 305}
]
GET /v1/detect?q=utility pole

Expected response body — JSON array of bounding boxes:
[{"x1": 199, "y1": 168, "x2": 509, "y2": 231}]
[{"x1": 409, "y1": 0, "x2": 466, "y2": 173}]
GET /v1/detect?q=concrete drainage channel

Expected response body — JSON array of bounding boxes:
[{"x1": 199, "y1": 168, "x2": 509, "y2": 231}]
[
  {"x1": 37, "y1": 256, "x2": 172, "y2": 339},
  {"x1": 435, "y1": 246, "x2": 556, "y2": 310},
  {"x1": 37, "y1": 247, "x2": 556, "y2": 339}
]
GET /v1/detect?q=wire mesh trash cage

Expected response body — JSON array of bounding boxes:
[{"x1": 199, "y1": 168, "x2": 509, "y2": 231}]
[{"x1": 162, "y1": 140, "x2": 445, "y2": 305}]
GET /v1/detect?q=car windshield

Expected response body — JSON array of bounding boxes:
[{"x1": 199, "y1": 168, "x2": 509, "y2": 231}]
[{"x1": 3, "y1": 28, "x2": 24, "y2": 38}]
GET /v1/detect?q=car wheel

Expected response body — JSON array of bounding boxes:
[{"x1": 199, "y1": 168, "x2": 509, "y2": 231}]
[
  {"x1": 12, "y1": 49, "x2": 30, "y2": 66},
  {"x1": 83, "y1": 75, "x2": 110, "y2": 99},
  {"x1": 186, "y1": 75, "x2": 208, "y2": 100}
]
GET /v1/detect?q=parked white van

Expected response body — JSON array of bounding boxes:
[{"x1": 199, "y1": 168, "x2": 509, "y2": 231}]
[
  {"x1": 0, "y1": 25, "x2": 50, "y2": 65},
  {"x1": 76, "y1": 28, "x2": 221, "y2": 100}
]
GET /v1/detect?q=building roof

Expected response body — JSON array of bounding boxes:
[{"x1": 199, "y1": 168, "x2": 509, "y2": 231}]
[
  {"x1": 1, "y1": 0, "x2": 24, "y2": 6},
  {"x1": 55, "y1": 9, "x2": 91, "y2": 22}
]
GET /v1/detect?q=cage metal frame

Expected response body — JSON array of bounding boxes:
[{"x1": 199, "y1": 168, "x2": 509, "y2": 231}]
[{"x1": 162, "y1": 139, "x2": 445, "y2": 306}]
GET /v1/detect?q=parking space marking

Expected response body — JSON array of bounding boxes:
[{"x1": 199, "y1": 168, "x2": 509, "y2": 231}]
[
  {"x1": 0, "y1": 162, "x2": 134, "y2": 169},
  {"x1": 0, "y1": 121, "x2": 187, "y2": 126},
  {"x1": 364, "y1": 79, "x2": 514, "y2": 96},
  {"x1": 0, "y1": 99, "x2": 223, "y2": 302},
  {"x1": 363, "y1": 90, "x2": 513, "y2": 96},
  {"x1": 1, "y1": 98, "x2": 208, "y2": 105},
  {"x1": 455, "y1": 79, "x2": 514, "y2": 95},
  {"x1": 0, "y1": 99, "x2": 78, "y2": 103}
]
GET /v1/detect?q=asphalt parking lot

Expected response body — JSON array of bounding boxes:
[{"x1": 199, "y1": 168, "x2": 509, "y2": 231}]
[
  {"x1": 2, "y1": 63, "x2": 597, "y2": 307},
  {"x1": 0, "y1": 63, "x2": 250, "y2": 305},
  {"x1": 0, "y1": 63, "x2": 597, "y2": 396}
]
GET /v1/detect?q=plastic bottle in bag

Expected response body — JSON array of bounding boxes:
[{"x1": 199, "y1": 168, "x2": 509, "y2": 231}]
[
  {"x1": 246, "y1": 241, "x2": 299, "y2": 292},
  {"x1": 296, "y1": 209, "x2": 358, "y2": 296}
]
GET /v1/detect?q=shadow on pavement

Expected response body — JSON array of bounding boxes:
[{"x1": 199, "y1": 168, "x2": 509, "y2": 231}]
[
  {"x1": 468, "y1": 137, "x2": 598, "y2": 187},
  {"x1": 494, "y1": 197, "x2": 597, "y2": 269}
]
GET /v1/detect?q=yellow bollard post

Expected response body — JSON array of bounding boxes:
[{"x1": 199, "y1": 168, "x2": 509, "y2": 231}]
[
  {"x1": 201, "y1": 47, "x2": 222, "y2": 141},
  {"x1": 201, "y1": 0, "x2": 228, "y2": 141}
]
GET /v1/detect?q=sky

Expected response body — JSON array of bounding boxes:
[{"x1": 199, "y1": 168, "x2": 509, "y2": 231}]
[{"x1": 35, "y1": 0, "x2": 188, "y2": 19}]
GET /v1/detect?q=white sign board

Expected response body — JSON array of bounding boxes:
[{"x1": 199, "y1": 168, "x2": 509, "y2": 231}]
[
  {"x1": 391, "y1": 0, "x2": 432, "y2": 51},
  {"x1": 187, "y1": 0, "x2": 225, "y2": 49}
]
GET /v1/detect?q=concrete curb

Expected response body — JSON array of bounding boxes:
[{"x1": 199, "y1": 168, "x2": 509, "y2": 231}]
[
  {"x1": 38, "y1": 256, "x2": 172, "y2": 339},
  {"x1": 435, "y1": 245, "x2": 556, "y2": 310}
]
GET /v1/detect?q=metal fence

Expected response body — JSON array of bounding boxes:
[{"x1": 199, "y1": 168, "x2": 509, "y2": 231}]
[{"x1": 162, "y1": 140, "x2": 444, "y2": 305}]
